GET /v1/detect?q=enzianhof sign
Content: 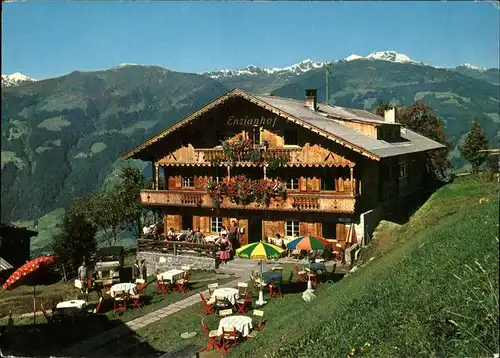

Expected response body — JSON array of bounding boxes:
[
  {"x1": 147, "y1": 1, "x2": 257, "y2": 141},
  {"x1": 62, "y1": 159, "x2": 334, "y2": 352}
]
[{"x1": 226, "y1": 116, "x2": 278, "y2": 128}]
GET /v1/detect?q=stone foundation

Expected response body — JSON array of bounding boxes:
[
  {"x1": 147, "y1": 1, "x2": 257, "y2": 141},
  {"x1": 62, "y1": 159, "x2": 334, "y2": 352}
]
[{"x1": 137, "y1": 251, "x2": 218, "y2": 273}]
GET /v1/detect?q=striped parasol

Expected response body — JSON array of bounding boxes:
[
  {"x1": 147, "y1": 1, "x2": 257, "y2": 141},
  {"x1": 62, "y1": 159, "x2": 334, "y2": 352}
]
[
  {"x1": 286, "y1": 235, "x2": 332, "y2": 251},
  {"x1": 236, "y1": 241, "x2": 285, "y2": 261}
]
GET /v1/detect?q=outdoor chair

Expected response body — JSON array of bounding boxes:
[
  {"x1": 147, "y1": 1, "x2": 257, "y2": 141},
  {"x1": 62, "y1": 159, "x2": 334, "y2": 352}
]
[
  {"x1": 135, "y1": 278, "x2": 146, "y2": 292},
  {"x1": 290, "y1": 249, "x2": 301, "y2": 260},
  {"x1": 156, "y1": 275, "x2": 169, "y2": 295},
  {"x1": 40, "y1": 303, "x2": 54, "y2": 324},
  {"x1": 252, "y1": 309, "x2": 266, "y2": 331},
  {"x1": 269, "y1": 280, "x2": 283, "y2": 298},
  {"x1": 221, "y1": 327, "x2": 239, "y2": 353},
  {"x1": 271, "y1": 266, "x2": 283, "y2": 273},
  {"x1": 173, "y1": 271, "x2": 191, "y2": 294},
  {"x1": 113, "y1": 291, "x2": 128, "y2": 313},
  {"x1": 207, "y1": 283, "x2": 219, "y2": 296},
  {"x1": 235, "y1": 291, "x2": 253, "y2": 315},
  {"x1": 129, "y1": 289, "x2": 144, "y2": 309},
  {"x1": 92, "y1": 297, "x2": 104, "y2": 314},
  {"x1": 247, "y1": 310, "x2": 266, "y2": 339},
  {"x1": 294, "y1": 265, "x2": 308, "y2": 283},
  {"x1": 201, "y1": 319, "x2": 221, "y2": 352},
  {"x1": 219, "y1": 308, "x2": 233, "y2": 317},
  {"x1": 237, "y1": 282, "x2": 248, "y2": 297},
  {"x1": 102, "y1": 279, "x2": 113, "y2": 295},
  {"x1": 199, "y1": 291, "x2": 215, "y2": 316},
  {"x1": 214, "y1": 296, "x2": 231, "y2": 313}
]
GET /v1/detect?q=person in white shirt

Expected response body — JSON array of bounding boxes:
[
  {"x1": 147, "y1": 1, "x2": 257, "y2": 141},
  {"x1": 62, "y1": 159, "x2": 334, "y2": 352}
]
[
  {"x1": 275, "y1": 233, "x2": 284, "y2": 249},
  {"x1": 220, "y1": 225, "x2": 228, "y2": 237}
]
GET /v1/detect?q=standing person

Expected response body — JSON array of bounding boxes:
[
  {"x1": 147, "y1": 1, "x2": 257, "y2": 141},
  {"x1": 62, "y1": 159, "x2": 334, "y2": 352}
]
[
  {"x1": 139, "y1": 259, "x2": 147, "y2": 280},
  {"x1": 216, "y1": 234, "x2": 230, "y2": 265},
  {"x1": 133, "y1": 260, "x2": 140, "y2": 280},
  {"x1": 78, "y1": 261, "x2": 88, "y2": 294},
  {"x1": 228, "y1": 220, "x2": 239, "y2": 251}
]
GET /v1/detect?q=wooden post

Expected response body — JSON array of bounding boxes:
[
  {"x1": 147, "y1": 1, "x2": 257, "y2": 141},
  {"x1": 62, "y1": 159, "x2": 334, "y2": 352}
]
[
  {"x1": 151, "y1": 163, "x2": 156, "y2": 190},
  {"x1": 350, "y1": 166, "x2": 354, "y2": 195},
  {"x1": 33, "y1": 286, "x2": 36, "y2": 325},
  {"x1": 155, "y1": 163, "x2": 160, "y2": 190}
]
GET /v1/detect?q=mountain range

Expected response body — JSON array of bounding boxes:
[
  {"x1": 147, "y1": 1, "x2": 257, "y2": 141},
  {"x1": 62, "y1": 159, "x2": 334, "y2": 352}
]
[{"x1": 1, "y1": 50, "x2": 499, "y2": 252}]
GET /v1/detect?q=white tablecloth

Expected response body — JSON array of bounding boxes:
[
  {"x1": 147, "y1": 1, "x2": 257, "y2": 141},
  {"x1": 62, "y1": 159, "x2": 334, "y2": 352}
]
[
  {"x1": 204, "y1": 235, "x2": 219, "y2": 243},
  {"x1": 109, "y1": 282, "x2": 137, "y2": 297},
  {"x1": 56, "y1": 300, "x2": 87, "y2": 309},
  {"x1": 217, "y1": 315, "x2": 253, "y2": 337},
  {"x1": 211, "y1": 287, "x2": 239, "y2": 305},
  {"x1": 158, "y1": 269, "x2": 185, "y2": 283}
]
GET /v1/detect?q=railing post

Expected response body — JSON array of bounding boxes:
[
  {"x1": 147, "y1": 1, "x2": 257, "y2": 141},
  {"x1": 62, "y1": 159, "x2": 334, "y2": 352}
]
[{"x1": 155, "y1": 163, "x2": 160, "y2": 190}]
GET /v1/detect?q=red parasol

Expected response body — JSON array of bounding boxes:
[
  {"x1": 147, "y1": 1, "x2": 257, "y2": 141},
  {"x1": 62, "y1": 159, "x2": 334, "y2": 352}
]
[{"x1": 2, "y1": 256, "x2": 57, "y2": 291}]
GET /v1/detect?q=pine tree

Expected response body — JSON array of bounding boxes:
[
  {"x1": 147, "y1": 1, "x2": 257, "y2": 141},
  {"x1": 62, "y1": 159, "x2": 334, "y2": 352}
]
[{"x1": 459, "y1": 121, "x2": 489, "y2": 173}]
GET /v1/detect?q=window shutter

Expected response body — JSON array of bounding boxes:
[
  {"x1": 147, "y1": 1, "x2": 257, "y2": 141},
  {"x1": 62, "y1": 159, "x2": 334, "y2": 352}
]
[
  {"x1": 336, "y1": 223, "x2": 346, "y2": 241},
  {"x1": 299, "y1": 177, "x2": 307, "y2": 192},
  {"x1": 299, "y1": 222, "x2": 307, "y2": 236},
  {"x1": 311, "y1": 177, "x2": 320, "y2": 192}
]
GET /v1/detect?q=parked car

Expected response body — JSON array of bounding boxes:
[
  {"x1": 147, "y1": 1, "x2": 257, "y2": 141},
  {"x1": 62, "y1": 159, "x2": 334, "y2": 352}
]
[{"x1": 93, "y1": 246, "x2": 124, "y2": 285}]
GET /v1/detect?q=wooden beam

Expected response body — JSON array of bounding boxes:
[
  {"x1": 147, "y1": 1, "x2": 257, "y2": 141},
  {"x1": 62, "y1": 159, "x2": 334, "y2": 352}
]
[{"x1": 155, "y1": 163, "x2": 160, "y2": 190}]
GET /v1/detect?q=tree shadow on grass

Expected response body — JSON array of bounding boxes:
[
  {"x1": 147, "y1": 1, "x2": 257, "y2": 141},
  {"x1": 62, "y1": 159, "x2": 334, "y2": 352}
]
[{"x1": 0, "y1": 313, "x2": 163, "y2": 357}]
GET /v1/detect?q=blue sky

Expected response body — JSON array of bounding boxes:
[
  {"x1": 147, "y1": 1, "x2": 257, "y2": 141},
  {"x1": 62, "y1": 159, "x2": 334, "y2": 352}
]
[{"x1": 2, "y1": 2, "x2": 499, "y2": 79}]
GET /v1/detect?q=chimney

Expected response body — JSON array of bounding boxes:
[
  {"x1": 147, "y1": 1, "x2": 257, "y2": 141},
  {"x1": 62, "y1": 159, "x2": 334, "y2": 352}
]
[
  {"x1": 384, "y1": 108, "x2": 396, "y2": 123},
  {"x1": 305, "y1": 89, "x2": 318, "y2": 111}
]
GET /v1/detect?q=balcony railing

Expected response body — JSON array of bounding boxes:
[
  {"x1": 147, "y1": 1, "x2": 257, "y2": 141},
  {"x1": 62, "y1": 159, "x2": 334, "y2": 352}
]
[
  {"x1": 195, "y1": 146, "x2": 303, "y2": 164},
  {"x1": 140, "y1": 189, "x2": 356, "y2": 214},
  {"x1": 137, "y1": 239, "x2": 217, "y2": 259}
]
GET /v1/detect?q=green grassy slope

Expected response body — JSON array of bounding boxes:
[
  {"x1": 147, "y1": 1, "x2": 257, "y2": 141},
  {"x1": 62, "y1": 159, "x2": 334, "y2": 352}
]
[{"x1": 232, "y1": 176, "x2": 499, "y2": 358}]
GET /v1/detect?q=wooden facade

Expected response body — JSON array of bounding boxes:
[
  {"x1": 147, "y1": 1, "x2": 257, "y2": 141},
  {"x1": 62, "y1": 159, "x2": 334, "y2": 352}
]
[{"x1": 123, "y1": 89, "x2": 435, "y2": 247}]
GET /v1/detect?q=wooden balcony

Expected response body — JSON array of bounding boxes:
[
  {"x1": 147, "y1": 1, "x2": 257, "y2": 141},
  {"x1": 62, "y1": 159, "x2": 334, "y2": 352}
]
[
  {"x1": 157, "y1": 143, "x2": 355, "y2": 168},
  {"x1": 140, "y1": 189, "x2": 357, "y2": 214}
]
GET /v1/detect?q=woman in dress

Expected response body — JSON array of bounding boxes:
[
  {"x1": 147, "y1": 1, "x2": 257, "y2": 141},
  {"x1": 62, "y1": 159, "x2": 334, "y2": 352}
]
[{"x1": 217, "y1": 234, "x2": 231, "y2": 265}]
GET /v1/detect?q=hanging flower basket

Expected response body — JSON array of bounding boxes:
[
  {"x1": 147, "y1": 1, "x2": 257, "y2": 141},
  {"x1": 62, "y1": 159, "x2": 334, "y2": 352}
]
[{"x1": 206, "y1": 175, "x2": 287, "y2": 207}]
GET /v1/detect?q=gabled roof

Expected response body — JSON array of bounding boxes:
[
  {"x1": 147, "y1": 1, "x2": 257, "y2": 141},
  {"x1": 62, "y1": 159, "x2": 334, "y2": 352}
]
[
  {"x1": 122, "y1": 88, "x2": 445, "y2": 161},
  {"x1": 0, "y1": 257, "x2": 13, "y2": 271}
]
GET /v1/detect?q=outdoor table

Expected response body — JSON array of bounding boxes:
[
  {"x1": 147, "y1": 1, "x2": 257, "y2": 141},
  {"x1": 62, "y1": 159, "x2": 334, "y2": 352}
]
[
  {"x1": 204, "y1": 235, "x2": 219, "y2": 243},
  {"x1": 109, "y1": 282, "x2": 137, "y2": 298},
  {"x1": 308, "y1": 262, "x2": 327, "y2": 274},
  {"x1": 211, "y1": 287, "x2": 239, "y2": 305},
  {"x1": 260, "y1": 271, "x2": 282, "y2": 284},
  {"x1": 54, "y1": 300, "x2": 87, "y2": 320},
  {"x1": 158, "y1": 269, "x2": 185, "y2": 283},
  {"x1": 217, "y1": 315, "x2": 253, "y2": 337}
]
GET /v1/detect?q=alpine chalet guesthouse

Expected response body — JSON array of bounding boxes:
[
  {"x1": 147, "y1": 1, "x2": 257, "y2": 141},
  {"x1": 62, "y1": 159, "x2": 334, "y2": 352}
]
[{"x1": 122, "y1": 88, "x2": 444, "y2": 249}]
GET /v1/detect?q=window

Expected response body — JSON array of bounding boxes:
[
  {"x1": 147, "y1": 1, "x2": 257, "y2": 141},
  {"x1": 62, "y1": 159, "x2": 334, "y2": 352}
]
[
  {"x1": 211, "y1": 217, "x2": 223, "y2": 233},
  {"x1": 286, "y1": 178, "x2": 299, "y2": 190},
  {"x1": 284, "y1": 129, "x2": 299, "y2": 145},
  {"x1": 182, "y1": 176, "x2": 194, "y2": 187},
  {"x1": 399, "y1": 162, "x2": 408, "y2": 178},
  {"x1": 285, "y1": 220, "x2": 300, "y2": 237}
]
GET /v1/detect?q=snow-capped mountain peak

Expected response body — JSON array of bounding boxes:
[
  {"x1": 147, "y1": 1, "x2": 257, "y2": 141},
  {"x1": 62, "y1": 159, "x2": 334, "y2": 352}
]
[
  {"x1": 459, "y1": 63, "x2": 487, "y2": 72},
  {"x1": 202, "y1": 58, "x2": 328, "y2": 79},
  {"x1": 345, "y1": 54, "x2": 363, "y2": 61},
  {"x1": 1, "y1": 72, "x2": 37, "y2": 87},
  {"x1": 344, "y1": 51, "x2": 421, "y2": 64}
]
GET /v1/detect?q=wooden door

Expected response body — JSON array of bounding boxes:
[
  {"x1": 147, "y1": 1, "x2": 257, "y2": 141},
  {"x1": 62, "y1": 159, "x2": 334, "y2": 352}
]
[
  {"x1": 248, "y1": 216, "x2": 263, "y2": 243},
  {"x1": 238, "y1": 219, "x2": 248, "y2": 247}
]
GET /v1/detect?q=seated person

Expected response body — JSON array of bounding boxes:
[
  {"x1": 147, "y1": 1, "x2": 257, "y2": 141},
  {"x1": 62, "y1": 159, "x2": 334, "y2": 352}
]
[
  {"x1": 167, "y1": 227, "x2": 176, "y2": 240},
  {"x1": 193, "y1": 227, "x2": 204, "y2": 243},
  {"x1": 275, "y1": 233, "x2": 284, "y2": 249},
  {"x1": 185, "y1": 228, "x2": 195, "y2": 242}
]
